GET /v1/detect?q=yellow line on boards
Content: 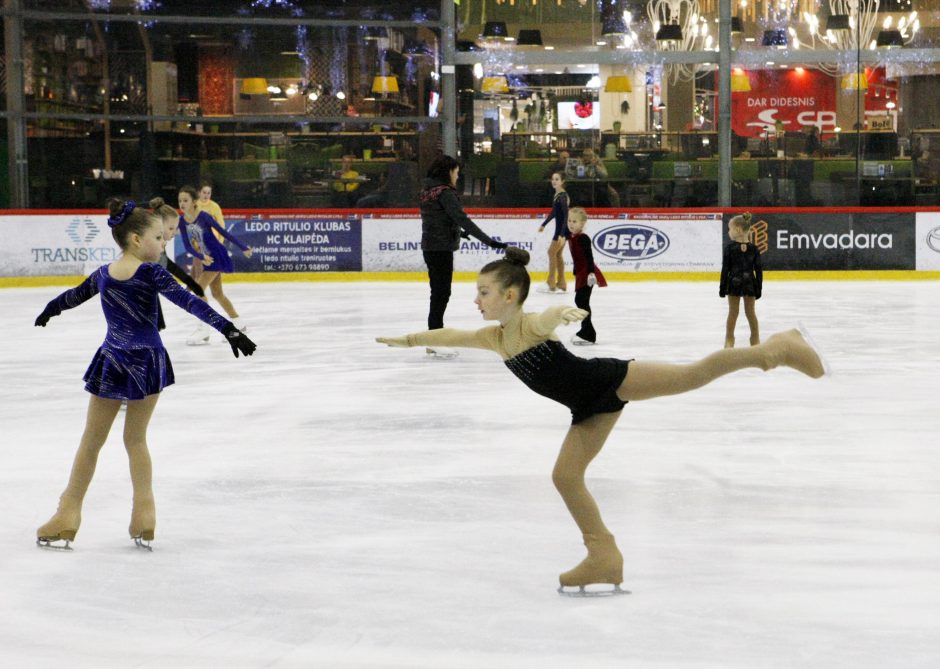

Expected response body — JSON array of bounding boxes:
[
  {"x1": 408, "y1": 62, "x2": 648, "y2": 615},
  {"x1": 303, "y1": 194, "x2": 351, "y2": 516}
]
[{"x1": 3, "y1": 270, "x2": 940, "y2": 289}]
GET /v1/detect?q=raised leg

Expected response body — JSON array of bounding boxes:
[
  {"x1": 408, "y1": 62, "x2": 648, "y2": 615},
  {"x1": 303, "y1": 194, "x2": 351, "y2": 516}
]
[
  {"x1": 37, "y1": 396, "x2": 122, "y2": 544},
  {"x1": 124, "y1": 394, "x2": 159, "y2": 543},
  {"x1": 552, "y1": 412, "x2": 624, "y2": 587},
  {"x1": 617, "y1": 328, "x2": 826, "y2": 403}
]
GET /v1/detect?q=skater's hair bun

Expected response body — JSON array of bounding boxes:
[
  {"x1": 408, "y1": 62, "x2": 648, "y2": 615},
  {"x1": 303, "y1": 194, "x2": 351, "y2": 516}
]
[
  {"x1": 481, "y1": 246, "x2": 531, "y2": 304},
  {"x1": 148, "y1": 196, "x2": 178, "y2": 221},
  {"x1": 730, "y1": 211, "x2": 753, "y2": 231},
  {"x1": 106, "y1": 198, "x2": 158, "y2": 250},
  {"x1": 504, "y1": 246, "x2": 529, "y2": 266}
]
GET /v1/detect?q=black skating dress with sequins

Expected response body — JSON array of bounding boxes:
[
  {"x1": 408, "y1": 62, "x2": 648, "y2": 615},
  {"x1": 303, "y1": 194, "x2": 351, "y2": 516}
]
[{"x1": 405, "y1": 306, "x2": 630, "y2": 424}]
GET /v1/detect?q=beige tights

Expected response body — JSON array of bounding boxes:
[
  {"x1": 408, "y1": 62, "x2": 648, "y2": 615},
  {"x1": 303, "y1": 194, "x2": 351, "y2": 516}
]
[
  {"x1": 38, "y1": 394, "x2": 160, "y2": 542},
  {"x1": 551, "y1": 330, "x2": 823, "y2": 585},
  {"x1": 725, "y1": 295, "x2": 760, "y2": 347},
  {"x1": 618, "y1": 339, "x2": 788, "y2": 402},
  {"x1": 546, "y1": 238, "x2": 567, "y2": 291},
  {"x1": 552, "y1": 412, "x2": 624, "y2": 586},
  {"x1": 198, "y1": 271, "x2": 239, "y2": 319}
]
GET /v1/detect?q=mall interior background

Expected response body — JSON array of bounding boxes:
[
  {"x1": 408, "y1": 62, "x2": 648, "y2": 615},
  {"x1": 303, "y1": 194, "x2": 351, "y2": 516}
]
[{"x1": 3, "y1": 0, "x2": 940, "y2": 210}]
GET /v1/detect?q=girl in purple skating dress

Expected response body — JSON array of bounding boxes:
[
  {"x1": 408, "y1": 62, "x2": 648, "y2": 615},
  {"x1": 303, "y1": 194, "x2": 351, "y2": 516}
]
[{"x1": 33, "y1": 200, "x2": 256, "y2": 551}]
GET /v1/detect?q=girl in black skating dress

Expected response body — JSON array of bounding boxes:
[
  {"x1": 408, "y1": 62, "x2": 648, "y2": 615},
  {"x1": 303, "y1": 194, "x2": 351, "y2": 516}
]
[
  {"x1": 377, "y1": 247, "x2": 826, "y2": 595},
  {"x1": 719, "y1": 212, "x2": 764, "y2": 348}
]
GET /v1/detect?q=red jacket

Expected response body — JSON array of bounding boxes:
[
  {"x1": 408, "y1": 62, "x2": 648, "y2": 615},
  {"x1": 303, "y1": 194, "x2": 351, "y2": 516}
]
[{"x1": 568, "y1": 233, "x2": 607, "y2": 290}]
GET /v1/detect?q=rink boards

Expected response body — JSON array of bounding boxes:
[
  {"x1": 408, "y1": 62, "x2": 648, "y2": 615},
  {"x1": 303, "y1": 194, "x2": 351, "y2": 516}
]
[{"x1": 2, "y1": 208, "x2": 940, "y2": 283}]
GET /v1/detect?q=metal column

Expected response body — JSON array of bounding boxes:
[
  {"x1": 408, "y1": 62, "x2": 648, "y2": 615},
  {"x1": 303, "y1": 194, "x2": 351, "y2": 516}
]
[
  {"x1": 441, "y1": 0, "x2": 457, "y2": 157},
  {"x1": 717, "y1": 0, "x2": 731, "y2": 206},
  {"x1": 4, "y1": 0, "x2": 29, "y2": 207}
]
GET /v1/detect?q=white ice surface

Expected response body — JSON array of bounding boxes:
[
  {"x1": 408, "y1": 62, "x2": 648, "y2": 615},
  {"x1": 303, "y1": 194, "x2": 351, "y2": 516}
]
[{"x1": 1, "y1": 279, "x2": 939, "y2": 668}]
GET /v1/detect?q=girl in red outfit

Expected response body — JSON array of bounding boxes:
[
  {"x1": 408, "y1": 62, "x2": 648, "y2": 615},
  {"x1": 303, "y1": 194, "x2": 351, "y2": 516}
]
[{"x1": 567, "y1": 207, "x2": 606, "y2": 345}]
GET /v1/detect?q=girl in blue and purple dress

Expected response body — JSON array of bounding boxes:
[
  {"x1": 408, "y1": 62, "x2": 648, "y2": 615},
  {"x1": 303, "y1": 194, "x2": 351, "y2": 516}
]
[
  {"x1": 537, "y1": 171, "x2": 570, "y2": 294},
  {"x1": 34, "y1": 199, "x2": 256, "y2": 550},
  {"x1": 177, "y1": 185, "x2": 253, "y2": 345}
]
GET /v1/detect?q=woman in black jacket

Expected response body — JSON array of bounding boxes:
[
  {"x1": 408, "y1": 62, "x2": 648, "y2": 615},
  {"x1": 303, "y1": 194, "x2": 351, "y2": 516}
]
[{"x1": 420, "y1": 155, "x2": 506, "y2": 356}]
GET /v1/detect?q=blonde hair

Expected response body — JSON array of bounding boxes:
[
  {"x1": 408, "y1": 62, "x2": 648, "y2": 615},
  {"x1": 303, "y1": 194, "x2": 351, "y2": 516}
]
[
  {"x1": 729, "y1": 211, "x2": 753, "y2": 232},
  {"x1": 148, "y1": 196, "x2": 178, "y2": 221},
  {"x1": 568, "y1": 207, "x2": 588, "y2": 224}
]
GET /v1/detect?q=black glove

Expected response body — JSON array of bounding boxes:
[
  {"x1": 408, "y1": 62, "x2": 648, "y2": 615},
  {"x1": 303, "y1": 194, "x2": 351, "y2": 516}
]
[
  {"x1": 222, "y1": 323, "x2": 257, "y2": 358},
  {"x1": 35, "y1": 304, "x2": 61, "y2": 327},
  {"x1": 490, "y1": 240, "x2": 508, "y2": 250}
]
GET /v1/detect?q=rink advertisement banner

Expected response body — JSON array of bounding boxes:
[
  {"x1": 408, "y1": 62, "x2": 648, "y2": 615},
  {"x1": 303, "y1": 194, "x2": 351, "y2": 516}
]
[
  {"x1": 360, "y1": 212, "x2": 723, "y2": 273},
  {"x1": 196, "y1": 213, "x2": 362, "y2": 272},
  {"x1": 591, "y1": 213, "x2": 722, "y2": 272},
  {"x1": 748, "y1": 213, "x2": 916, "y2": 271},
  {"x1": 915, "y1": 212, "x2": 940, "y2": 270},
  {"x1": 0, "y1": 214, "x2": 121, "y2": 276}
]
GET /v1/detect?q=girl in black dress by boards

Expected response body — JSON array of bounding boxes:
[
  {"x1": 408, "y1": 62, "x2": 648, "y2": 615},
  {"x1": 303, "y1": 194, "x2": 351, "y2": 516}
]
[
  {"x1": 377, "y1": 247, "x2": 827, "y2": 595},
  {"x1": 719, "y1": 212, "x2": 764, "y2": 348},
  {"x1": 419, "y1": 154, "x2": 506, "y2": 359},
  {"x1": 566, "y1": 207, "x2": 606, "y2": 346},
  {"x1": 537, "y1": 171, "x2": 570, "y2": 294}
]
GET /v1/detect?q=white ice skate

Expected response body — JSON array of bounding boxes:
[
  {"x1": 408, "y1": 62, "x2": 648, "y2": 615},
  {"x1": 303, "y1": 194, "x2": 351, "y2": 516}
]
[
  {"x1": 425, "y1": 346, "x2": 458, "y2": 360},
  {"x1": 536, "y1": 285, "x2": 559, "y2": 294},
  {"x1": 232, "y1": 317, "x2": 248, "y2": 333},
  {"x1": 797, "y1": 321, "x2": 832, "y2": 377},
  {"x1": 186, "y1": 323, "x2": 211, "y2": 346},
  {"x1": 570, "y1": 335, "x2": 595, "y2": 346}
]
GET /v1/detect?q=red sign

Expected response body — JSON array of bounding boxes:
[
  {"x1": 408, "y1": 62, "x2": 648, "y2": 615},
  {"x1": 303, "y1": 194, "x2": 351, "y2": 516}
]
[{"x1": 732, "y1": 69, "x2": 837, "y2": 137}]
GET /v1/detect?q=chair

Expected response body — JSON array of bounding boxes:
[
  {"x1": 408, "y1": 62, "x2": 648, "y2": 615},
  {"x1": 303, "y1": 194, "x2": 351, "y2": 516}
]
[{"x1": 466, "y1": 153, "x2": 500, "y2": 196}]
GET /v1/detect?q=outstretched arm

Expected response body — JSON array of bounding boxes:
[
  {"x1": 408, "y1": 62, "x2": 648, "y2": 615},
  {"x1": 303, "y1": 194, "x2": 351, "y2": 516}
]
[
  {"x1": 440, "y1": 190, "x2": 505, "y2": 249},
  {"x1": 377, "y1": 326, "x2": 498, "y2": 352},
  {"x1": 35, "y1": 271, "x2": 100, "y2": 326},
  {"x1": 206, "y1": 215, "x2": 250, "y2": 252},
  {"x1": 151, "y1": 265, "x2": 229, "y2": 332}
]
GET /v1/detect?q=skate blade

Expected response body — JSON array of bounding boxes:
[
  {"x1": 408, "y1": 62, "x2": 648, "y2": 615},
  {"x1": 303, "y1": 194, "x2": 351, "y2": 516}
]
[
  {"x1": 133, "y1": 536, "x2": 153, "y2": 552},
  {"x1": 425, "y1": 348, "x2": 458, "y2": 360},
  {"x1": 557, "y1": 584, "x2": 629, "y2": 597},
  {"x1": 797, "y1": 321, "x2": 832, "y2": 377},
  {"x1": 185, "y1": 338, "x2": 210, "y2": 346},
  {"x1": 36, "y1": 537, "x2": 73, "y2": 551}
]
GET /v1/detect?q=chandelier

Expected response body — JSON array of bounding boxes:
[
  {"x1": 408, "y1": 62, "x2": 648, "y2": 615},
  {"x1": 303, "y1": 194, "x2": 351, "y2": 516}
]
[
  {"x1": 801, "y1": 1, "x2": 918, "y2": 51},
  {"x1": 494, "y1": 0, "x2": 589, "y2": 5},
  {"x1": 647, "y1": 0, "x2": 715, "y2": 83}
]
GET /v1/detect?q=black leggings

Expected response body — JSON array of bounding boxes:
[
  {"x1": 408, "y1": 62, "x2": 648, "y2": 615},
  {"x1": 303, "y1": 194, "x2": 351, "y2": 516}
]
[
  {"x1": 574, "y1": 285, "x2": 596, "y2": 342},
  {"x1": 423, "y1": 250, "x2": 454, "y2": 330}
]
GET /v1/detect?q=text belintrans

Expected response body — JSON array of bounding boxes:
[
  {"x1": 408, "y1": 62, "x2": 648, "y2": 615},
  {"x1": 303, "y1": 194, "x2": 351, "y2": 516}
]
[{"x1": 593, "y1": 225, "x2": 670, "y2": 261}]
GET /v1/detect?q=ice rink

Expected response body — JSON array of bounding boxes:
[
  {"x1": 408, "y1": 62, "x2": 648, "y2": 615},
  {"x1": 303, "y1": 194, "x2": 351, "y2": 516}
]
[{"x1": 1, "y1": 278, "x2": 938, "y2": 668}]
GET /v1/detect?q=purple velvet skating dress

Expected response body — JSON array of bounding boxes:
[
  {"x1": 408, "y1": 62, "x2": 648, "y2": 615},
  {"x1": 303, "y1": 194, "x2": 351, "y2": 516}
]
[
  {"x1": 42, "y1": 263, "x2": 231, "y2": 400},
  {"x1": 178, "y1": 211, "x2": 249, "y2": 274}
]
